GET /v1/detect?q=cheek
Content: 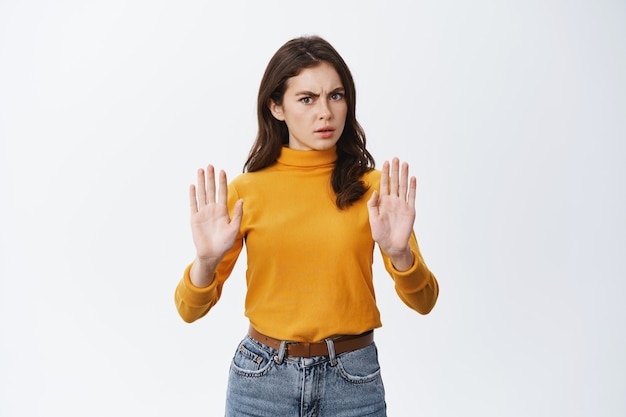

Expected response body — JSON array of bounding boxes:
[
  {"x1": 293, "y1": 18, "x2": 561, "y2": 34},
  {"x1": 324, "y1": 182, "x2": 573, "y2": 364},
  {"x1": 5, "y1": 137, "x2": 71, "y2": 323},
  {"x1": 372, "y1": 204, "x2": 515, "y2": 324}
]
[
  {"x1": 285, "y1": 110, "x2": 307, "y2": 127},
  {"x1": 331, "y1": 100, "x2": 347, "y2": 115},
  {"x1": 338, "y1": 105, "x2": 348, "y2": 123}
]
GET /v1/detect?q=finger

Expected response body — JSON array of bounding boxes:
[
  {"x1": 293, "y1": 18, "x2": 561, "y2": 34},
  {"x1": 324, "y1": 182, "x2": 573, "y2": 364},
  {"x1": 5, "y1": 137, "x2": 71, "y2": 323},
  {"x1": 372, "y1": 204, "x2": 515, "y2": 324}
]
[
  {"x1": 390, "y1": 157, "x2": 400, "y2": 196},
  {"x1": 399, "y1": 162, "x2": 409, "y2": 201},
  {"x1": 367, "y1": 191, "x2": 380, "y2": 218},
  {"x1": 231, "y1": 198, "x2": 244, "y2": 225},
  {"x1": 217, "y1": 170, "x2": 228, "y2": 205},
  {"x1": 367, "y1": 190, "x2": 379, "y2": 209},
  {"x1": 197, "y1": 168, "x2": 207, "y2": 207},
  {"x1": 189, "y1": 184, "x2": 199, "y2": 214},
  {"x1": 205, "y1": 165, "x2": 216, "y2": 204},
  {"x1": 380, "y1": 161, "x2": 390, "y2": 196},
  {"x1": 407, "y1": 176, "x2": 417, "y2": 207}
]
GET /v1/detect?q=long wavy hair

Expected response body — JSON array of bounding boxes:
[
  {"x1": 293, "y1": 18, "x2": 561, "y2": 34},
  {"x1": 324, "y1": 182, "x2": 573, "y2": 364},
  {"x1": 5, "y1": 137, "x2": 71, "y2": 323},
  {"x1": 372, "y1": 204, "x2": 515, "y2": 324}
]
[{"x1": 244, "y1": 36, "x2": 375, "y2": 209}]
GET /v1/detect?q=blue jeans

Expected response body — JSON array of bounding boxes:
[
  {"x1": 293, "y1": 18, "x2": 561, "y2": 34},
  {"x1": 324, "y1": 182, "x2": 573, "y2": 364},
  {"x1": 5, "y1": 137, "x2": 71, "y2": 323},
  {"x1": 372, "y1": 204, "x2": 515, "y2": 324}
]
[{"x1": 225, "y1": 334, "x2": 387, "y2": 416}]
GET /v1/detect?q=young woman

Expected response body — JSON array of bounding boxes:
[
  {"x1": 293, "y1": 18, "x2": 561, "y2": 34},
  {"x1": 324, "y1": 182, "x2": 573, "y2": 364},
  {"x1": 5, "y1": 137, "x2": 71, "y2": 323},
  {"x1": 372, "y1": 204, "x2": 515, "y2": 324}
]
[{"x1": 175, "y1": 36, "x2": 439, "y2": 417}]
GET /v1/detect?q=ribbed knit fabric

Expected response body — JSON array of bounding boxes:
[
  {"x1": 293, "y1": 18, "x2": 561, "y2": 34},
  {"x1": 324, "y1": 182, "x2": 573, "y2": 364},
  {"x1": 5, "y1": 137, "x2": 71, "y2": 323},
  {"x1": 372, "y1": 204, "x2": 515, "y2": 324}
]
[{"x1": 175, "y1": 146, "x2": 438, "y2": 342}]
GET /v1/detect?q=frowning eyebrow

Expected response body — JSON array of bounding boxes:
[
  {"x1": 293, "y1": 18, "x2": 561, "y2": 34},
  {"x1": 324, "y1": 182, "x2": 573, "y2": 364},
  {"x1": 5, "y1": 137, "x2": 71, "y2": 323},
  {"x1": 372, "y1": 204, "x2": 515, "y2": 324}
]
[{"x1": 294, "y1": 87, "x2": 345, "y2": 97}]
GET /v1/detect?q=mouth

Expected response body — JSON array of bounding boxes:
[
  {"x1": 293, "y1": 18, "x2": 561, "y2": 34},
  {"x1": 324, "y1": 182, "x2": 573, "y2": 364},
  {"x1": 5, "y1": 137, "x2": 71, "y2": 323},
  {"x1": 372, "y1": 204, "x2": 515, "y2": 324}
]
[{"x1": 315, "y1": 126, "x2": 335, "y2": 138}]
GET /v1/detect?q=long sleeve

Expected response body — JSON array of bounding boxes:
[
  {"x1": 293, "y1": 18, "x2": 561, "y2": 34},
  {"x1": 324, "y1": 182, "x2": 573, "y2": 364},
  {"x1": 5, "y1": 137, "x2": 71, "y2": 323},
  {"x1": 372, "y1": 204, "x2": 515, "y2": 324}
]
[
  {"x1": 174, "y1": 263, "x2": 220, "y2": 323},
  {"x1": 381, "y1": 232, "x2": 439, "y2": 315}
]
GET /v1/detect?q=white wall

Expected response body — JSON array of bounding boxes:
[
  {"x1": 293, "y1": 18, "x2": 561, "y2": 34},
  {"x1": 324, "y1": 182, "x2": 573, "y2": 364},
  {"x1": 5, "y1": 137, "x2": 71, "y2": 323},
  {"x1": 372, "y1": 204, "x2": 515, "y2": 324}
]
[{"x1": 1, "y1": 1, "x2": 624, "y2": 416}]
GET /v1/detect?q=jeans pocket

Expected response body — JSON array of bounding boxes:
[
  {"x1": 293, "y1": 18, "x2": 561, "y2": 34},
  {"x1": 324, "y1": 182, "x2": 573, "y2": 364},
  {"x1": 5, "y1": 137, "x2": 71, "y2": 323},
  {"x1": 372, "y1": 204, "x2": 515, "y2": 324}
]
[
  {"x1": 230, "y1": 336, "x2": 275, "y2": 377},
  {"x1": 336, "y1": 342, "x2": 381, "y2": 384}
]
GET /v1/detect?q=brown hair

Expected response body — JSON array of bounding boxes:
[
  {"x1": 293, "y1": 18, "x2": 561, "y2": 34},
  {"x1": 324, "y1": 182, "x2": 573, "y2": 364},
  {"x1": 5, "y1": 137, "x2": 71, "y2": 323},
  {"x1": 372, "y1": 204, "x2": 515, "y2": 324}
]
[{"x1": 244, "y1": 36, "x2": 375, "y2": 209}]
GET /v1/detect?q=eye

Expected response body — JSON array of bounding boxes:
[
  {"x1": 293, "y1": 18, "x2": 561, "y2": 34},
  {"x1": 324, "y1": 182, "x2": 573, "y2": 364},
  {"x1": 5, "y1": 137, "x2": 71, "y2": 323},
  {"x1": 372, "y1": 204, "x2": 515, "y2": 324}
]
[
  {"x1": 300, "y1": 97, "x2": 313, "y2": 104},
  {"x1": 330, "y1": 92, "x2": 344, "y2": 101}
]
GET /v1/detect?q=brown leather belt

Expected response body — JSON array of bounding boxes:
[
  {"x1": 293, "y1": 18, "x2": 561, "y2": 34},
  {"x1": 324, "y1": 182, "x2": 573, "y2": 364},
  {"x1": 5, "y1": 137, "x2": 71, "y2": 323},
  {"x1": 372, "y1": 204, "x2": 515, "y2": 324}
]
[{"x1": 248, "y1": 327, "x2": 374, "y2": 358}]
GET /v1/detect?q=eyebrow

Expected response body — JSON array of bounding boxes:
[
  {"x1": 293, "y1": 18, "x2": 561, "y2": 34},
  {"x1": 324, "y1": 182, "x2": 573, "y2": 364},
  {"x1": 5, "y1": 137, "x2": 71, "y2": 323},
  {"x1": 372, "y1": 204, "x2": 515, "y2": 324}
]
[{"x1": 294, "y1": 87, "x2": 345, "y2": 97}]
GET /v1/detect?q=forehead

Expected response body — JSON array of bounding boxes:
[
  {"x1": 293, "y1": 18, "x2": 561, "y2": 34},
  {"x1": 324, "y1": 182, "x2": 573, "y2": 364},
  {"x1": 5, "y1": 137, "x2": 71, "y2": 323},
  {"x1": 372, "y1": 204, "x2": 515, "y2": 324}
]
[{"x1": 285, "y1": 62, "x2": 343, "y2": 91}]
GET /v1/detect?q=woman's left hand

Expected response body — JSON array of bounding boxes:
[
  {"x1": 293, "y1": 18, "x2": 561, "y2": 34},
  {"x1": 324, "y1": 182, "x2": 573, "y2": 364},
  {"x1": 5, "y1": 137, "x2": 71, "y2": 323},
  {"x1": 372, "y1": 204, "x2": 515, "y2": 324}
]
[{"x1": 367, "y1": 158, "x2": 416, "y2": 272}]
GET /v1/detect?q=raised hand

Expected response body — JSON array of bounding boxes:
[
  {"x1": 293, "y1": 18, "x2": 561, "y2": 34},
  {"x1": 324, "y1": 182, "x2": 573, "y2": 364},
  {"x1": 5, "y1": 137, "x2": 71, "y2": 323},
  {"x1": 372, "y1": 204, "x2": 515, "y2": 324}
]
[
  {"x1": 367, "y1": 158, "x2": 416, "y2": 271},
  {"x1": 188, "y1": 165, "x2": 243, "y2": 286}
]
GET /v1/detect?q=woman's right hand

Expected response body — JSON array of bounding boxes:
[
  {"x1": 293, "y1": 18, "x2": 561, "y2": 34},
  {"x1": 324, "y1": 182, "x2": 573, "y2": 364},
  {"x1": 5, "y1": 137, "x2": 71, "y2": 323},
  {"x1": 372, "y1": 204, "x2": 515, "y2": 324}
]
[{"x1": 188, "y1": 165, "x2": 243, "y2": 287}]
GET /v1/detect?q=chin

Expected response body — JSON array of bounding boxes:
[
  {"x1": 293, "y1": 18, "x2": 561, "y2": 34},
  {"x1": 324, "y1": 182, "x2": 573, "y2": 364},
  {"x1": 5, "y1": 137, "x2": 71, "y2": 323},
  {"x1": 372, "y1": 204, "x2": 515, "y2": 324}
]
[
  {"x1": 316, "y1": 137, "x2": 340, "y2": 149},
  {"x1": 311, "y1": 143, "x2": 338, "y2": 152}
]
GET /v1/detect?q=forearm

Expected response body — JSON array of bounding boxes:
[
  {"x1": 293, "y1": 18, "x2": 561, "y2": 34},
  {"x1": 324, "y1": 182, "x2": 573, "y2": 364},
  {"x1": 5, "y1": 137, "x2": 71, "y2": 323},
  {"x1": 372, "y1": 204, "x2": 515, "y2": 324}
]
[
  {"x1": 176, "y1": 237, "x2": 244, "y2": 323},
  {"x1": 383, "y1": 234, "x2": 439, "y2": 315},
  {"x1": 175, "y1": 263, "x2": 221, "y2": 323},
  {"x1": 394, "y1": 266, "x2": 439, "y2": 315}
]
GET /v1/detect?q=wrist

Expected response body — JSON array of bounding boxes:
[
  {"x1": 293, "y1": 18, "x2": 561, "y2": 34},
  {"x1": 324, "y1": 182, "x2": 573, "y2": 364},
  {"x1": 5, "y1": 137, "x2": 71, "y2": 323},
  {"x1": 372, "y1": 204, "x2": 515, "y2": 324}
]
[
  {"x1": 389, "y1": 248, "x2": 414, "y2": 272},
  {"x1": 190, "y1": 257, "x2": 220, "y2": 288},
  {"x1": 194, "y1": 255, "x2": 222, "y2": 270}
]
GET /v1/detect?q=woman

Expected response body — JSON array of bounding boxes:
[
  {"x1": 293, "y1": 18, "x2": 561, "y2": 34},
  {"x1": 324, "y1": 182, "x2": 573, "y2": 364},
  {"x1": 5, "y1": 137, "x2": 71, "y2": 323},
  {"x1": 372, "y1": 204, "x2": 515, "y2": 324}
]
[{"x1": 175, "y1": 35, "x2": 439, "y2": 416}]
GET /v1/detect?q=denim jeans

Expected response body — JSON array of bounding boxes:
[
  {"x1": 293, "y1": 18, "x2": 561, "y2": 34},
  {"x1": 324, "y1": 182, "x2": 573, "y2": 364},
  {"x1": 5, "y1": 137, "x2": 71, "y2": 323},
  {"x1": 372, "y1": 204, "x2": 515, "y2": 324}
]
[{"x1": 225, "y1": 334, "x2": 387, "y2": 416}]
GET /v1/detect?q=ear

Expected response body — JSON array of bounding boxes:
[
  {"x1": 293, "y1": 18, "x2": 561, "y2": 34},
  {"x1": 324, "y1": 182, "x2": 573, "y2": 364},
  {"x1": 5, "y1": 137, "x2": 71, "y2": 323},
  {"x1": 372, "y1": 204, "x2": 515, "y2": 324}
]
[{"x1": 269, "y1": 100, "x2": 285, "y2": 121}]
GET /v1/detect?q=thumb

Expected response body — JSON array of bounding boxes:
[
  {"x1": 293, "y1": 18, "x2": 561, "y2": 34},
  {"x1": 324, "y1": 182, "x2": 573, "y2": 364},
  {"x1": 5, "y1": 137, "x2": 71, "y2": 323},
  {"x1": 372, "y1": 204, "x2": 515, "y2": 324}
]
[
  {"x1": 367, "y1": 191, "x2": 379, "y2": 212},
  {"x1": 231, "y1": 199, "x2": 244, "y2": 225}
]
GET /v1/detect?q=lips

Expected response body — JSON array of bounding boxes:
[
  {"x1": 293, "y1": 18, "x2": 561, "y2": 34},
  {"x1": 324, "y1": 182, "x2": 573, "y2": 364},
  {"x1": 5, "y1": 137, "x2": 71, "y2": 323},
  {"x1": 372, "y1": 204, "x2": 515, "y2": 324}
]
[{"x1": 315, "y1": 126, "x2": 335, "y2": 138}]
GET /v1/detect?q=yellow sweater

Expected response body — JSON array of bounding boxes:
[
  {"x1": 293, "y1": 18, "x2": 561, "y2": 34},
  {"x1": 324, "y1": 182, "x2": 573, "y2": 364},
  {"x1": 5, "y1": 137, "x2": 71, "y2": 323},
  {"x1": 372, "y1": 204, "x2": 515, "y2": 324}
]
[{"x1": 175, "y1": 146, "x2": 438, "y2": 342}]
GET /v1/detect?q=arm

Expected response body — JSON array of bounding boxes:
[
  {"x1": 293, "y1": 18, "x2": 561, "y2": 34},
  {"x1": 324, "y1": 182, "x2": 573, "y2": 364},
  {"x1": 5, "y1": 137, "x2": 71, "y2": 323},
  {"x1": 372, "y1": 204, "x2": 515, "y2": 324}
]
[
  {"x1": 380, "y1": 233, "x2": 439, "y2": 314},
  {"x1": 368, "y1": 158, "x2": 439, "y2": 314},
  {"x1": 174, "y1": 166, "x2": 243, "y2": 323}
]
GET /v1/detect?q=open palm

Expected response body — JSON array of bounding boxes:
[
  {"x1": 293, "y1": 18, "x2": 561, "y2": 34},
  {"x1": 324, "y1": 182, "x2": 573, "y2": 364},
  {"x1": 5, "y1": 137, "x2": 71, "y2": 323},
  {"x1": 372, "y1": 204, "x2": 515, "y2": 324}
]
[
  {"x1": 367, "y1": 158, "x2": 416, "y2": 263},
  {"x1": 189, "y1": 165, "x2": 243, "y2": 265}
]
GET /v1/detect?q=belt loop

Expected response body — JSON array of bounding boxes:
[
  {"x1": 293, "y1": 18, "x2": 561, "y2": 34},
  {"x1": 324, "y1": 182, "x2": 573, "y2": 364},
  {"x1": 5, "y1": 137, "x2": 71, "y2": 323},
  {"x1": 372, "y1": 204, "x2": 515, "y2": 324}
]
[
  {"x1": 325, "y1": 338, "x2": 337, "y2": 366},
  {"x1": 274, "y1": 340, "x2": 286, "y2": 365}
]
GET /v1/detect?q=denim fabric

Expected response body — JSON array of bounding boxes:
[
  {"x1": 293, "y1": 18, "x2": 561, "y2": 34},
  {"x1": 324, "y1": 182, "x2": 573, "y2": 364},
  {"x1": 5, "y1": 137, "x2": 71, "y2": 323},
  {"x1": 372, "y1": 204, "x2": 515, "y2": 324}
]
[{"x1": 225, "y1": 334, "x2": 387, "y2": 417}]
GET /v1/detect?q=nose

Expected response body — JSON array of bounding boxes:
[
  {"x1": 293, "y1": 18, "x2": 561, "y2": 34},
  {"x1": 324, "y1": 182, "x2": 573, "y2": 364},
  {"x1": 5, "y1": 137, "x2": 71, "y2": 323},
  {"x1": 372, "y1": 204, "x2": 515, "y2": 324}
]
[{"x1": 318, "y1": 99, "x2": 332, "y2": 120}]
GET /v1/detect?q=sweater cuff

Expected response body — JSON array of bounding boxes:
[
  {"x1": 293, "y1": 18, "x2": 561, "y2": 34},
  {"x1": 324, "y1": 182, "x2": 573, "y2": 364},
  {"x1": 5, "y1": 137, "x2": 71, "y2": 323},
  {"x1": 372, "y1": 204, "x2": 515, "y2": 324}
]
[
  {"x1": 389, "y1": 251, "x2": 432, "y2": 293},
  {"x1": 178, "y1": 263, "x2": 219, "y2": 307}
]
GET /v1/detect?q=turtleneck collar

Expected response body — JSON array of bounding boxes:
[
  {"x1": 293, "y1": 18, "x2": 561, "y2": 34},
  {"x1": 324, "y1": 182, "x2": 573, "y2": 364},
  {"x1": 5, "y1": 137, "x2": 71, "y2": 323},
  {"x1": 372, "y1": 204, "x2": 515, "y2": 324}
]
[{"x1": 277, "y1": 146, "x2": 338, "y2": 167}]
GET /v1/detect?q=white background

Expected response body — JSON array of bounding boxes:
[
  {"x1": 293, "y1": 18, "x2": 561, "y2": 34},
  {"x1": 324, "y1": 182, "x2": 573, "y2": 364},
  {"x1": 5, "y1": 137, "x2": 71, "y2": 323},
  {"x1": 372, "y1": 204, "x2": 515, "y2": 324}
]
[{"x1": 1, "y1": 1, "x2": 625, "y2": 416}]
